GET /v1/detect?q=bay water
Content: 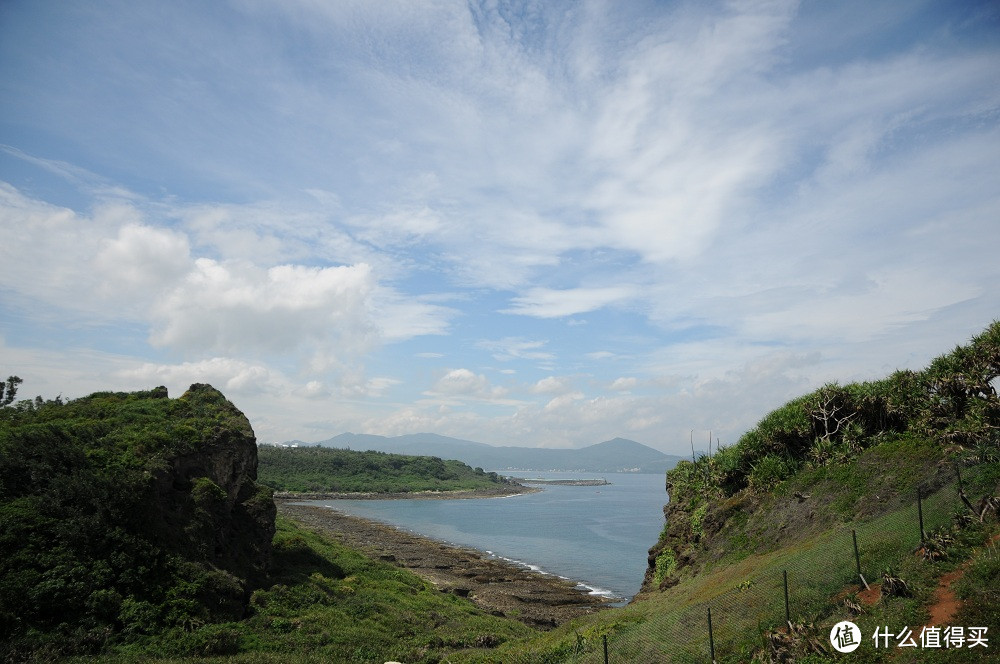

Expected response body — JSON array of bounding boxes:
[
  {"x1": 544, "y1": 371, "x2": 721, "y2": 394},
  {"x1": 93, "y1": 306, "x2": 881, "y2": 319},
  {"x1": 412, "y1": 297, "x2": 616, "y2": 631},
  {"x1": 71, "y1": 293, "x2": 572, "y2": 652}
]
[{"x1": 304, "y1": 471, "x2": 668, "y2": 601}]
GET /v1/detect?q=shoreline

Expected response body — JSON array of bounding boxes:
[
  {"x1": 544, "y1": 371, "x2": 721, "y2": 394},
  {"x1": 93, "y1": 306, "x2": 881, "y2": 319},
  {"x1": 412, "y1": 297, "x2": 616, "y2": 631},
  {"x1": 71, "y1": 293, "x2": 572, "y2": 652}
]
[
  {"x1": 518, "y1": 478, "x2": 611, "y2": 486},
  {"x1": 272, "y1": 484, "x2": 541, "y2": 501},
  {"x1": 277, "y1": 502, "x2": 616, "y2": 629}
]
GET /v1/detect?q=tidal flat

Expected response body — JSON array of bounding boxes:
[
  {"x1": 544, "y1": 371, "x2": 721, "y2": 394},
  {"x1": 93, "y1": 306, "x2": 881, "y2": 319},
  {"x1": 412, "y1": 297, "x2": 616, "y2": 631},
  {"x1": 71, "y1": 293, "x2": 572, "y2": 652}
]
[{"x1": 277, "y1": 501, "x2": 616, "y2": 629}]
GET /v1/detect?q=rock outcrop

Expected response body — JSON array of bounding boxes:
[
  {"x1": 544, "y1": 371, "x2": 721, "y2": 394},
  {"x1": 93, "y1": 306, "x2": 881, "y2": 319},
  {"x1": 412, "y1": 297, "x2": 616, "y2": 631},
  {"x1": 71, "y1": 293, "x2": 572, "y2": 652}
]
[
  {"x1": 153, "y1": 384, "x2": 276, "y2": 588},
  {"x1": 0, "y1": 382, "x2": 277, "y2": 658}
]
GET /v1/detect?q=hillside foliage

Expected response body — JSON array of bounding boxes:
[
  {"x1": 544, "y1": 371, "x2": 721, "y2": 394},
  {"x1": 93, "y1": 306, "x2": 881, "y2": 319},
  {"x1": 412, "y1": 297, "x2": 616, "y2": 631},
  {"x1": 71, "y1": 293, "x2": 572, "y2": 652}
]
[
  {"x1": 651, "y1": 321, "x2": 1000, "y2": 588},
  {"x1": 0, "y1": 385, "x2": 274, "y2": 662},
  {"x1": 257, "y1": 445, "x2": 513, "y2": 494}
]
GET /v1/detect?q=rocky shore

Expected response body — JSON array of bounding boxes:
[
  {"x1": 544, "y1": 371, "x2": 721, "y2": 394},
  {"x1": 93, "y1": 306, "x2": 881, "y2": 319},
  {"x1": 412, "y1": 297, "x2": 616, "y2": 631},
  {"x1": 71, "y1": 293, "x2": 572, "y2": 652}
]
[
  {"x1": 277, "y1": 502, "x2": 616, "y2": 629},
  {"x1": 518, "y1": 478, "x2": 611, "y2": 486},
  {"x1": 273, "y1": 484, "x2": 539, "y2": 501}
]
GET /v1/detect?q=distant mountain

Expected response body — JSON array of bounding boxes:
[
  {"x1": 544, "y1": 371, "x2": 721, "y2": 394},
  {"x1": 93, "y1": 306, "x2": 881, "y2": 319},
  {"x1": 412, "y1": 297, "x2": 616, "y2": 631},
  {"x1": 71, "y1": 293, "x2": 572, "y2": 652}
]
[{"x1": 297, "y1": 432, "x2": 684, "y2": 473}]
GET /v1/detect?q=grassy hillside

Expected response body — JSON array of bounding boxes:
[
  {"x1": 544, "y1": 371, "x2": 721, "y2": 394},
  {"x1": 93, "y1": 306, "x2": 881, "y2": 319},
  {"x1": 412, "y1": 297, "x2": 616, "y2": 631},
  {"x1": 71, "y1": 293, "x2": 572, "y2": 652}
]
[
  {"x1": 80, "y1": 515, "x2": 535, "y2": 663},
  {"x1": 257, "y1": 445, "x2": 516, "y2": 494},
  {"x1": 648, "y1": 320, "x2": 1000, "y2": 589},
  {"x1": 0, "y1": 385, "x2": 537, "y2": 663},
  {"x1": 467, "y1": 443, "x2": 997, "y2": 663}
]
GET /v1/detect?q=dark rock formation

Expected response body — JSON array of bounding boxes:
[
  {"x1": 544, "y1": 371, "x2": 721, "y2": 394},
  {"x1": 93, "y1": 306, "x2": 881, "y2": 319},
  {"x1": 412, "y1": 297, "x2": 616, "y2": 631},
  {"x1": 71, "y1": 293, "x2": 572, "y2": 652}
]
[{"x1": 154, "y1": 384, "x2": 276, "y2": 588}]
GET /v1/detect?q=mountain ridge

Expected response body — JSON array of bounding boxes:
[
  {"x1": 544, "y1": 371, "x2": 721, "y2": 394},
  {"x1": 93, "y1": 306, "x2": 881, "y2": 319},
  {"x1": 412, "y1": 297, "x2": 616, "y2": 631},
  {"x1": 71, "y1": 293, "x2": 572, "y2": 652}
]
[{"x1": 285, "y1": 432, "x2": 683, "y2": 473}]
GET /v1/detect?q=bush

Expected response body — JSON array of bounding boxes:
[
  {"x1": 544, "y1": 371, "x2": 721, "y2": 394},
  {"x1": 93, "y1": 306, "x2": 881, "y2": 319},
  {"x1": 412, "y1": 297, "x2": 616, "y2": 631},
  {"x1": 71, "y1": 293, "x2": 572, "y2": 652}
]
[
  {"x1": 653, "y1": 550, "x2": 677, "y2": 585},
  {"x1": 190, "y1": 624, "x2": 242, "y2": 656},
  {"x1": 748, "y1": 454, "x2": 795, "y2": 492}
]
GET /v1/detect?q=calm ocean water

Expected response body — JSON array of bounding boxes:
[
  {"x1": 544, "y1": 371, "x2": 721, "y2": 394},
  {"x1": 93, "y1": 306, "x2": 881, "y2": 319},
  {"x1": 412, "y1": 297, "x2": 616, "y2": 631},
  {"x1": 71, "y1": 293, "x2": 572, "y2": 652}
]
[{"x1": 304, "y1": 471, "x2": 668, "y2": 601}]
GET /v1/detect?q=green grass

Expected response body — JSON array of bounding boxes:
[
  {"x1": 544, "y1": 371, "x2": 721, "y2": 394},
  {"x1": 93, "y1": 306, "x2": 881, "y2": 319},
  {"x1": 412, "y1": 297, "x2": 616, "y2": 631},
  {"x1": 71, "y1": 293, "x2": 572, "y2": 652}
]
[
  {"x1": 457, "y1": 476, "x2": 998, "y2": 663},
  {"x1": 79, "y1": 516, "x2": 536, "y2": 663}
]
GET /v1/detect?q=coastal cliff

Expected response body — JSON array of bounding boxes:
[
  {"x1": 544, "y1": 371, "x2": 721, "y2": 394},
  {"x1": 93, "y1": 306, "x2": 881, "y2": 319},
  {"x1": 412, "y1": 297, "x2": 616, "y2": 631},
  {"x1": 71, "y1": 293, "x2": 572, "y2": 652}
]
[
  {"x1": 153, "y1": 384, "x2": 275, "y2": 583},
  {"x1": 0, "y1": 383, "x2": 275, "y2": 659}
]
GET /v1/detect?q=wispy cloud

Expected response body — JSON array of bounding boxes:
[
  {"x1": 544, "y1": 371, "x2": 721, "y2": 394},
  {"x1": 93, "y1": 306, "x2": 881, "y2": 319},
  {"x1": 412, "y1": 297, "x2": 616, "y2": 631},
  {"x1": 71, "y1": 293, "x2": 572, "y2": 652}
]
[
  {"x1": 502, "y1": 286, "x2": 638, "y2": 318},
  {"x1": 476, "y1": 338, "x2": 555, "y2": 363}
]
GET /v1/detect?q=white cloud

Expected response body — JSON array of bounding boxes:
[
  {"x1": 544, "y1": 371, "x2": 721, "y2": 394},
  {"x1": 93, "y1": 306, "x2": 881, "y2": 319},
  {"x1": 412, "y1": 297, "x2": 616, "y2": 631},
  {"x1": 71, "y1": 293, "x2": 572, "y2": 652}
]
[
  {"x1": 296, "y1": 380, "x2": 328, "y2": 399},
  {"x1": 503, "y1": 286, "x2": 637, "y2": 319},
  {"x1": 149, "y1": 260, "x2": 376, "y2": 364},
  {"x1": 118, "y1": 357, "x2": 282, "y2": 396},
  {"x1": 426, "y1": 368, "x2": 508, "y2": 401},
  {"x1": 609, "y1": 377, "x2": 638, "y2": 391},
  {"x1": 0, "y1": 184, "x2": 106, "y2": 311},
  {"x1": 96, "y1": 223, "x2": 192, "y2": 298},
  {"x1": 543, "y1": 391, "x2": 585, "y2": 412},
  {"x1": 369, "y1": 286, "x2": 455, "y2": 342},
  {"x1": 177, "y1": 200, "x2": 385, "y2": 271},
  {"x1": 530, "y1": 376, "x2": 573, "y2": 394},
  {"x1": 477, "y1": 338, "x2": 555, "y2": 362},
  {"x1": 338, "y1": 375, "x2": 402, "y2": 398}
]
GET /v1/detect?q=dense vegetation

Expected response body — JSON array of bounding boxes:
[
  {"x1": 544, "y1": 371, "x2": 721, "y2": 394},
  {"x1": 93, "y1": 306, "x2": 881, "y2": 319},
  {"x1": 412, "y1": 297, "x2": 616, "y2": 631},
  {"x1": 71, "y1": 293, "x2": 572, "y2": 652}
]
[
  {"x1": 0, "y1": 384, "x2": 530, "y2": 663},
  {"x1": 651, "y1": 321, "x2": 1000, "y2": 581},
  {"x1": 84, "y1": 516, "x2": 535, "y2": 663},
  {"x1": 257, "y1": 445, "x2": 514, "y2": 494},
  {"x1": 0, "y1": 385, "x2": 274, "y2": 662}
]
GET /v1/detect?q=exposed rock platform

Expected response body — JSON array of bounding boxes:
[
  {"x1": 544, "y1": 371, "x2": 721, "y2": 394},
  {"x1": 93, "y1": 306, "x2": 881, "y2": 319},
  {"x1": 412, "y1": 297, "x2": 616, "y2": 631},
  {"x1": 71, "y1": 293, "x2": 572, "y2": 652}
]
[{"x1": 277, "y1": 502, "x2": 615, "y2": 629}]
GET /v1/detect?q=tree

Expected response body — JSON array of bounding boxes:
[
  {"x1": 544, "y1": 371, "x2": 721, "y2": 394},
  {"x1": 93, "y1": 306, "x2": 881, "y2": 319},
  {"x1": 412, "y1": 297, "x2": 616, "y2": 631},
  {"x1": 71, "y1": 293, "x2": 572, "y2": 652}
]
[{"x1": 0, "y1": 375, "x2": 22, "y2": 407}]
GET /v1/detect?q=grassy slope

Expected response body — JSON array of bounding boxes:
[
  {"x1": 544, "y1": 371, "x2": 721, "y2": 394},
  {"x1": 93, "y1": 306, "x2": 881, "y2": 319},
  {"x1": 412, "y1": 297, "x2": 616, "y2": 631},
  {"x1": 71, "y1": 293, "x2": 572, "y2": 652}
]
[
  {"x1": 81, "y1": 515, "x2": 537, "y2": 663},
  {"x1": 257, "y1": 445, "x2": 513, "y2": 494},
  {"x1": 466, "y1": 446, "x2": 998, "y2": 663},
  {"x1": 77, "y1": 483, "x2": 998, "y2": 663}
]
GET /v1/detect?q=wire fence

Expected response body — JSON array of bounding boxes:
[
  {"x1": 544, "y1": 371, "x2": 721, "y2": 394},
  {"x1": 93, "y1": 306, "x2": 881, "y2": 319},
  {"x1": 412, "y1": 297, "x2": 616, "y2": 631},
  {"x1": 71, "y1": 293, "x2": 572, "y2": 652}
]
[{"x1": 506, "y1": 463, "x2": 995, "y2": 663}]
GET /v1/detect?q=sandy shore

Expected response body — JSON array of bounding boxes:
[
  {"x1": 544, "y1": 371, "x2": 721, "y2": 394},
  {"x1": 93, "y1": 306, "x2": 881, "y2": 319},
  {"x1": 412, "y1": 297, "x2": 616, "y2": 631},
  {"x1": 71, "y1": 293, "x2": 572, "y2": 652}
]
[{"x1": 277, "y1": 501, "x2": 616, "y2": 629}]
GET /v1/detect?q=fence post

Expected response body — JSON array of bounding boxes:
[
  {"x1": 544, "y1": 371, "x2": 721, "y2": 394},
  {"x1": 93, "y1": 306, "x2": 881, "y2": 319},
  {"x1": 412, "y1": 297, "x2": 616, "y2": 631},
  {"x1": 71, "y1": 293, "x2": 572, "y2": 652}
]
[
  {"x1": 852, "y1": 529, "x2": 869, "y2": 590},
  {"x1": 783, "y1": 570, "x2": 790, "y2": 626},
  {"x1": 917, "y1": 487, "x2": 925, "y2": 543},
  {"x1": 602, "y1": 633, "x2": 608, "y2": 664},
  {"x1": 708, "y1": 607, "x2": 716, "y2": 663}
]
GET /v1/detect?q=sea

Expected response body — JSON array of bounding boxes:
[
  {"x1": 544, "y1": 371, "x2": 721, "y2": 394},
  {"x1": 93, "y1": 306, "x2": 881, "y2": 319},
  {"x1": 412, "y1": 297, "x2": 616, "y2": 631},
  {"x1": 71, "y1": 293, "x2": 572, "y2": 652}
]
[{"x1": 303, "y1": 471, "x2": 668, "y2": 602}]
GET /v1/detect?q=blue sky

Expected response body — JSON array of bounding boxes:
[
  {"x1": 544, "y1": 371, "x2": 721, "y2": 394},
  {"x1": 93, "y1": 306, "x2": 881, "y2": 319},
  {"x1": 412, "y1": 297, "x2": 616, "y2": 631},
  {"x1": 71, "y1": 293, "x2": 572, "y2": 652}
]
[{"x1": 1, "y1": 0, "x2": 998, "y2": 454}]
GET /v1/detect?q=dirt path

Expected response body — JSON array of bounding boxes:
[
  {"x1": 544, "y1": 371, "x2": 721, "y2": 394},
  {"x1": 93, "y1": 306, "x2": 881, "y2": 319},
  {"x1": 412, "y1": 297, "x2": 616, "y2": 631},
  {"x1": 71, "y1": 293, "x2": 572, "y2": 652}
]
[
  {"x1": 277, "y1": 501, "x2": 615, "y2": 629},
  {"x1": 923, "y1": 569, "x2": 964, "y2": 627}
]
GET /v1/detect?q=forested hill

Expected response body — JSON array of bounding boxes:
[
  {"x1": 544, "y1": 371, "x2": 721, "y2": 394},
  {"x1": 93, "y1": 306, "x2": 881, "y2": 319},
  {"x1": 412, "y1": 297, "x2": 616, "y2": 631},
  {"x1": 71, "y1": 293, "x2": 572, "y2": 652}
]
[
  {"x1": 0, "y1": 384, "x2": 276, "y2": 660},
  {"x1": 257, "y1": 445, "x2": 520, "y2": 494}
]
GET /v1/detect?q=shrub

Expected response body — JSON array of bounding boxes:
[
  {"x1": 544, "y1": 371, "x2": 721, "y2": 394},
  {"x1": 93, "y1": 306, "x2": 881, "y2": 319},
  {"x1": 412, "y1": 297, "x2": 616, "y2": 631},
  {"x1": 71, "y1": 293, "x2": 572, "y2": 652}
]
[
  {"x1": 653, "y1": 550, "x2": 677, "y2": 585},
  {"x1": 748, "y1": 454, "x2": 795, "y2": 492}
]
